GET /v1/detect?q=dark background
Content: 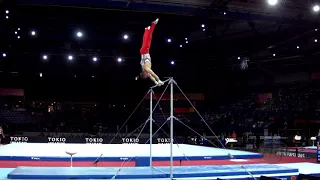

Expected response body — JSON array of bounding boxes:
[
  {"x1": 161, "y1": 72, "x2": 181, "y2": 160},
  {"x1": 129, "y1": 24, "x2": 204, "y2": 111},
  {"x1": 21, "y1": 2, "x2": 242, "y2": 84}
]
[
  {"x1": 0, "y1": 0, "x2": 320, "y2": 138},
  {"x1": 0, "y1": 0, "x2": 319, "y2": 103}
]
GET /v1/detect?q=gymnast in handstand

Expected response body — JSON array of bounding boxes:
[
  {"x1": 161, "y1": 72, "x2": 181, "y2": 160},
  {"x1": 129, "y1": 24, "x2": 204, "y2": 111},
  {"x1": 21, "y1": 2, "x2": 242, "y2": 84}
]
[{"x1": 135, "y1": 18, "x2": 164, "y2": 86}]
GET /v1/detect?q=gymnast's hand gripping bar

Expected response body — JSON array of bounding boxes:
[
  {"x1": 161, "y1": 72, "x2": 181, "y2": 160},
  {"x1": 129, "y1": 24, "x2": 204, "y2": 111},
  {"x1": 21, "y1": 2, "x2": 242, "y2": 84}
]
[{"x1": 150, "y1": 78, "x2": 172, "y2": 89}]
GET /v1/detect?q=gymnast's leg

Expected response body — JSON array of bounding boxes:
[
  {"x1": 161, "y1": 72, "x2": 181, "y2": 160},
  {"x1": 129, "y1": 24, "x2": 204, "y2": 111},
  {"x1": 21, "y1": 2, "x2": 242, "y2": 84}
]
[
  {"x1": 140, "y1": 18, "x2": 158, "y2": 54},
  {"x1": 146, "y1": 19, "x2": 157, "y2": 49},
  {"x1": 140, "y1": 28, "x2": 150, "y2": 54}
]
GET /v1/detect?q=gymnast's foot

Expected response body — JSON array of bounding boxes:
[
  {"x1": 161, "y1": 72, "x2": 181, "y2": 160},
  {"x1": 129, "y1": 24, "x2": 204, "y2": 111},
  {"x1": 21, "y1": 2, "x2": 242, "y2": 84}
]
[{"x1": 154, "y1": 18, "x2": 159, "y2": 25}]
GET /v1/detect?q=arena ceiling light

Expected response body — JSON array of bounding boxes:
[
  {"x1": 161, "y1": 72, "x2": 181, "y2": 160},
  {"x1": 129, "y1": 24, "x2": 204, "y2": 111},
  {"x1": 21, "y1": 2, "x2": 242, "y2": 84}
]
[
  {"x1": 117, "y1": 57, "x2": 122, "y2": 62},
  {"x1": 123, "y1": 34, "x2": 129, "y2": 40},
  {"x1": 170, "y1": 61, "x2": 175, "y2": 65},
  {"x1": 5, "y1": 10, "x2": 9, "y2": 14},
  {"x1": 167, "y1": 38, "x2": 172, "y2": 43},
  {"x1": 5, "y1": 16, "x2": 9, "y2": 19},
  {"x1": 68, "y1": 55, "x2": 73, "y2": 60},
  {"x1": 2, "y1": 53, "x2": 6, "y2": 57},
  {"x1": 42, "y1": 55, "x2": 48, "y2": 60},
  {"x1": 267, "y1": 0, "x2": 278, "y2": 6},
  {"x1": 313, "y1": 5, "x2": 320, "y2": 12},
  {"x1": 179, "y1": 45, "x2": 183, "y2": 48},
  {"x1": 92, "y1": 57, "x2": 98, "y2": 62},
  {"x1": 201, "y1": 24, "x2": 205, "y2": 28},
  {"x1": 31, "y1": 30, "x2": 36, "y2": 36},
  {"x1": 76, "y1": 31, "x2": 83, "y2": 38}
]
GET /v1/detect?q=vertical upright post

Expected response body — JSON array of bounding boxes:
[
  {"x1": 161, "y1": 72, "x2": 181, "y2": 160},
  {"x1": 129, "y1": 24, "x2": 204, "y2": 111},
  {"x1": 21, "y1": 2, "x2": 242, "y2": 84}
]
[
  {"x1": 70, "y1": 155, "x2": 73, "y2": 167},
  {"x1": 170, "y1": 79, "x2": 173, "y2": 179},
  {"x1": 149, "y1": 89, "x2": 153, "y2": 167}
]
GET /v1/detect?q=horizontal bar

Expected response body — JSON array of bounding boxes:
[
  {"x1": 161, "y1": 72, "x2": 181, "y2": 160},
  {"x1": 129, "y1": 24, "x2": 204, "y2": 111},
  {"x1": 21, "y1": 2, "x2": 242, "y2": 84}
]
[{"x1": 150, "y1": 78, "x2": 171, "y2": 89}]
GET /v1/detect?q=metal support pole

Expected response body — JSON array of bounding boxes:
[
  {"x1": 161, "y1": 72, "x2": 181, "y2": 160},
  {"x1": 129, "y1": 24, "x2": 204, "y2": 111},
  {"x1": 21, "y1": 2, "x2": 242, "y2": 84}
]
[
  {"x1": 170, "y1": 79, "x2": 173, "y2": 179},
  {"x1": 149, "y1": 89, "x2": 153, "y2": 167}
]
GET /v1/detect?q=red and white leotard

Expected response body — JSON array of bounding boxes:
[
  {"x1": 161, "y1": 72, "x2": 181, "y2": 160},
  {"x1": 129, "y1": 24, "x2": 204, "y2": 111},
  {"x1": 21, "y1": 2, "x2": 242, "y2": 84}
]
[{"x1": 140, "y1": 21, "x2": 156, "y2": 69}]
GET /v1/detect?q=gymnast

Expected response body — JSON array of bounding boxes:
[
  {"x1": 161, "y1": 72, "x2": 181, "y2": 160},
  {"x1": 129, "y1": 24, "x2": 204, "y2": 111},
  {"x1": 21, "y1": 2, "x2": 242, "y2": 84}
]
[{"x1": 135, "y1": 18, "x2": 164, "y2": 86}]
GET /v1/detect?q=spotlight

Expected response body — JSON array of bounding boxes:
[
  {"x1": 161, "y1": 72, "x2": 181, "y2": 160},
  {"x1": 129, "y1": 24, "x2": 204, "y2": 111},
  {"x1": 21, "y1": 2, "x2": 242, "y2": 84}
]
[
  {"x1": 74, "y1": 75, "x2": 77, "y2": 78},
  {"x1": 203, "y1": 29, "x2": 206, "y2": 31},
  {"x1": 273, "y1": 53, "x2": 276, "y2": 57},
  {"x1": 268, "y1": 0, "x2": 278, "y2": 6},
  {"x1": 123, "y1": 34, "x2": 128, "y2": 40},
  {"x1": 223, "y1": 12, "x2": 227, "y2": 15},
  {"x1": 180, "y1": 45, "x2": 183, "y2": 48},
  {"x1": 167, "y1": 38, "x2": 172, "y2": 43},
  {"x1": 5, "y1": 16, "x2": 9, "y2": 19},
  {"x1": 237, "y1": 57, "x2": 241, "y2": 60},
  {"x1": 315, "y1": 39, "x2": 318, "y2": 43},
  {"x1": 77, "y1": 32, "x2": 83, "y2": 37},
  {"x1": 313, "y1": 5, "x2": 320, "y2": 12},
  {"x1": 17, "y1": 36, "x2": 20, "y2": 39},
  {"x1": 18, "y1": 28, "x2": 20, "y2": 31},
  {"x1": 185, "y1": 41, "x2": 188, "y2": 44},
  {"x1": 2, "y1": 53, "x2": 6, "y2": 57},
  {"x1": 93, "y1": 57, "x2": 98, "y2": 62},
  {"x1": 14, "y1": 31, "x2": 17, "y2": 34},
  {"x1": 117, "y1": 58, "x2": 122, "y2": 62},
  {"x1": 43, "y1": 55, "x2": 48, "y2": 60},
  {"x1": 31, "y1": 31, "x2": 36, "y2": 36},
  {"x1": 92, "y1": 76, "x2": 95, "y2": 78},
  {"x1": 185, "y1": 38, "x2": 188, "y2": 40},
  {"x1": 297, "y1": 46, "x2": 300, "y2": 49},
  {"x1": 170, "y1": 61, "x2": 175, "y2": 65},
  {"x1": 5, "y1": 10, "x2": 9, "y2": 14},
  {"x1": 39, "y1": 73, "x2": 43, "y2": 77},
  {"x1": 201, "y1": 24, "x2": 205, "y2": 28},
  {"x1": 68, "y1": 55, "x2": 73, "y2": 60},
  {"x1": 316, "y1": 29, "x2": 318, "y2": 31}
]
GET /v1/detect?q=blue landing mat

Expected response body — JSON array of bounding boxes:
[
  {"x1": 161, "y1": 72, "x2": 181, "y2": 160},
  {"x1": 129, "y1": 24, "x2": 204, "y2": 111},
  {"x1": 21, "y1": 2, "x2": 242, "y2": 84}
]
[{"x1": 7, "y1": 164, "x2": 298, "y2": 179}]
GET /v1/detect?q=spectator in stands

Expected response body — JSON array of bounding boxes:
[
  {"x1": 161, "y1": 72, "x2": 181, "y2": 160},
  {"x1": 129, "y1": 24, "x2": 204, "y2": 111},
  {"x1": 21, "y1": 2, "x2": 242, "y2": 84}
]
[
  {"x1": 232, "y1": 131, "x2": 237, "y2": 138},
  {"x1": 317, "y1": 130, "x2": 320, "y2": 146},
  {"x1": 256, "y1": 133, "x2": 260, "y2": 149},
  {"x1": 220, "y1": 133, "x2": 226, "y2": 147},
  {"x1": 0, "y1": 125, "x2": 4, "y2": 145}
]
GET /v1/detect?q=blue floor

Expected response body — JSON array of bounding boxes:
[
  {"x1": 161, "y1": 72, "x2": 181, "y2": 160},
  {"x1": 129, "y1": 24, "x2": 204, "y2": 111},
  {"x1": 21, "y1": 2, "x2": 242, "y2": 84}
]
[
  {"x1": 0, "y1": 169, "x2": 14, "y2": 180},
  {"x1": 7, "y1": 164, "x2": 298, "y2": 179}
]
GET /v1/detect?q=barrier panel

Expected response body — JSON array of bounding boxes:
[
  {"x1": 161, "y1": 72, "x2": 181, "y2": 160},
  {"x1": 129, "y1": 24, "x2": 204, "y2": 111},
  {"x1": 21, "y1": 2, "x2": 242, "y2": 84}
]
[{"x1": 5, "y1": 136, "x2": 188, "y2": 144}]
